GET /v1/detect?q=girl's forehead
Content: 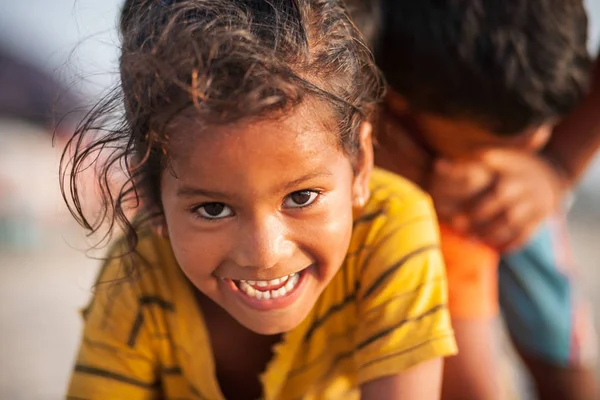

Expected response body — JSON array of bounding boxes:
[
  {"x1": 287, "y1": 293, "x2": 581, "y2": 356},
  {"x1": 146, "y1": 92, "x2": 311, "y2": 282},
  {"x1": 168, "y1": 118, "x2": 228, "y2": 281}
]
[
  {"x1": 165, "y1": 102, "x2": 340, "y2": 160},
  {"x1": 160, "y1": 108, "x2": 353, "y2": 201}
]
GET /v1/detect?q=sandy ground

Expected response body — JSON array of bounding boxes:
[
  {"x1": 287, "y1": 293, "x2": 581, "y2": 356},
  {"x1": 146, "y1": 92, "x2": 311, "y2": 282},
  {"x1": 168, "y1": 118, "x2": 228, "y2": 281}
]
[{"x1": 0, "y1": 121, "x2": 598, "y2": 399}]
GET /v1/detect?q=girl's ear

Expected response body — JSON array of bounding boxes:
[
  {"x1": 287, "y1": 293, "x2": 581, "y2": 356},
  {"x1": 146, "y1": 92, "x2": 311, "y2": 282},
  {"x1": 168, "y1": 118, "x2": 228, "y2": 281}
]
[
  {"x1": 352, "y1": 121, "x2": 374, "y2": 208},
  {"x1": 152, "y1": 215, "x2": 169, "y2": 238}
]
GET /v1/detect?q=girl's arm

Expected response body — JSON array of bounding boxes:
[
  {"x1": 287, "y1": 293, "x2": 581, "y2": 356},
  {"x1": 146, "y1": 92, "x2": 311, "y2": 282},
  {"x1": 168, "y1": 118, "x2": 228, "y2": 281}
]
[{"x1": 360, "y1": 358, "x2": 443, "y2": 400}]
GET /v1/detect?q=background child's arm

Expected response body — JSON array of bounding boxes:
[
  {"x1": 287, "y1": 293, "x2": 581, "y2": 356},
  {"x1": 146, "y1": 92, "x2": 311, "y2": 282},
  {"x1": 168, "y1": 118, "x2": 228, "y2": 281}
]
[
  {"x1": 353, "y1": 191, "x2": 456, "y2": 398},
  {"x1": 543, "y1": 57, "x2": 600, "y2": 186}
]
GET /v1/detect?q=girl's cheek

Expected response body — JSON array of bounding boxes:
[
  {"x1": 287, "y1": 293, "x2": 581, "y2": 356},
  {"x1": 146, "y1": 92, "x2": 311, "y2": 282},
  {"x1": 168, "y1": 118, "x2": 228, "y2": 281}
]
[{"x1": 302, "y1": 206, "x2": 353, "y2": 256}]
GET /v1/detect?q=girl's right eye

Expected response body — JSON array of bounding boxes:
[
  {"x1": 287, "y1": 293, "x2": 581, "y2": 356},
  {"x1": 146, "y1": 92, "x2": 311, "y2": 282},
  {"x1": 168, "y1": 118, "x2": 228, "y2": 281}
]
[{"x1": 194, "y1": 203, "x2": 233, "y2": 220}]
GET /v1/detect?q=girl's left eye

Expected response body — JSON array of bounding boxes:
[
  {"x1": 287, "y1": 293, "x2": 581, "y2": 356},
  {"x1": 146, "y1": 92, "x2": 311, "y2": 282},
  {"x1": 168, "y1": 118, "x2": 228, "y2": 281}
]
[
  {"x1": 283, "y1": 190, "x2": 320, "y2": 208},
  {"x1": 195, "y1": 202, "x2": 234, "y2": 220}
]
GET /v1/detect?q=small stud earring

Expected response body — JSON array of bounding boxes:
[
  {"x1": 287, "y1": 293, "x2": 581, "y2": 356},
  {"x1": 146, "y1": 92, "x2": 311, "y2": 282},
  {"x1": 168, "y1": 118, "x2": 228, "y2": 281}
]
[{"x1": 354, "y1": 196, "x2": 366, "y2": 208}]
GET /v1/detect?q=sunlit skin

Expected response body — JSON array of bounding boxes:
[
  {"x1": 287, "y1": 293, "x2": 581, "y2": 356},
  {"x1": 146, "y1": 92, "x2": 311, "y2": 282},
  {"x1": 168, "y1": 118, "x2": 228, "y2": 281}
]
[{"x1": 160, "y1": 103, "x2": 372, "y2": 335}]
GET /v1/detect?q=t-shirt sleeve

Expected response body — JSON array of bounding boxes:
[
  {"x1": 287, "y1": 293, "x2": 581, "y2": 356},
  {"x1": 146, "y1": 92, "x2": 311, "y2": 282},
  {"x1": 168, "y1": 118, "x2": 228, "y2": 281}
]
[
  {"x1": 67, "y1": 255, "x2": 161, "y2": 400},
  {"x1": 353, "y1": 195, "x2": 457, "y2": 385}
]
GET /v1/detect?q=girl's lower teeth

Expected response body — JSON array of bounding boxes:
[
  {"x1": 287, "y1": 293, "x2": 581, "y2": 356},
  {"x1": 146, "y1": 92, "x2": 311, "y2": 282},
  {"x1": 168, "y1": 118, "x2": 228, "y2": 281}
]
[{"x1": 238, "y1": 273, "x2": 300, "y2": 300}]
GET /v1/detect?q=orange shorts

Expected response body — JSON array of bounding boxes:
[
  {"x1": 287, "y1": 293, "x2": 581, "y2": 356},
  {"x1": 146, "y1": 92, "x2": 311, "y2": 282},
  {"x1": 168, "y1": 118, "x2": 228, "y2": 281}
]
[{"x1": 439, "y1": 224, "x2": 499, "y2": 319}]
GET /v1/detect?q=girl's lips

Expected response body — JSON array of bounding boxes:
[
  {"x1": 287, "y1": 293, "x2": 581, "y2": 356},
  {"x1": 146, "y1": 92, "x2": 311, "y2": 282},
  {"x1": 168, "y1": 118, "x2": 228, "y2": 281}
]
[{"x1": 221, "y1": 265, "x2": 312, "y2": 311}]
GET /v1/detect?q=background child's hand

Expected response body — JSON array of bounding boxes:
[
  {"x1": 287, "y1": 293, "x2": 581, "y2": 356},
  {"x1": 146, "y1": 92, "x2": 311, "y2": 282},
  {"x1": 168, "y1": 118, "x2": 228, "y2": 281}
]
[
  {"x1": 431, "y1": 149, "x2": 570, "y2": 252},
  {"x1": 429, "y1": 159, "x2": 493, "y2": 225}
]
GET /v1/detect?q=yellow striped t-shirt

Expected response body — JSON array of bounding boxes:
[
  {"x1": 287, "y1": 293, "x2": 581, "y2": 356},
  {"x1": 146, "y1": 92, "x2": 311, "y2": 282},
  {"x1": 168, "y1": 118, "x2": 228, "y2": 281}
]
[{"x1": 67, "y1": 168, "x2": 457, "y2": 400}]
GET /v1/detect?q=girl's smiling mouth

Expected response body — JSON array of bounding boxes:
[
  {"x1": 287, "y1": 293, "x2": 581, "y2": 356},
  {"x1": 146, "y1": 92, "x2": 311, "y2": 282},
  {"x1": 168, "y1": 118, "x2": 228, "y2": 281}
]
[
  {"x1": 239, "y1": 273, "x2": 300, "y2": 299},
  {"x1": 222, "y1": 266, "x2": 313, "y2": 311}
]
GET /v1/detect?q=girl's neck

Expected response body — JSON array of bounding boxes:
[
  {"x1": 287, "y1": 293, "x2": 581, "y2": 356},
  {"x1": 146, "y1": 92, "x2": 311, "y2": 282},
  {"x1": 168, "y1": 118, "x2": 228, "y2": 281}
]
[{"x1": 194, "y1": 289, "x2": 281, "y2": 400}]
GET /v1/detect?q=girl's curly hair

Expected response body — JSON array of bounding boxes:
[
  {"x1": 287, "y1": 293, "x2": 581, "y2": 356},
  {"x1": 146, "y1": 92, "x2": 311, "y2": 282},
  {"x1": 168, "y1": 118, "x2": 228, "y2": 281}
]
[{"x1": 60, "y1": 0, "x2": 383, "y2": 255}]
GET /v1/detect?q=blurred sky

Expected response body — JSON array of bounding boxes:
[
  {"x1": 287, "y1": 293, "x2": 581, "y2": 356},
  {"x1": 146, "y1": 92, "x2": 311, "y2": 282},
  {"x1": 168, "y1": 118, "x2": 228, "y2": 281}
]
[
  {"x1": 1, "y1": 0, "x2": 599, "y2": 98},
  {"x1": 1, "y1": 0, "x2": 600, "y2": 194}
]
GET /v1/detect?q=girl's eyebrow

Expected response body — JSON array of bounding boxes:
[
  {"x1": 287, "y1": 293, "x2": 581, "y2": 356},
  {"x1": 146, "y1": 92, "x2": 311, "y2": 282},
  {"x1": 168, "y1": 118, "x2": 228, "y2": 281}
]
[
  {"x1": 279, "y1": 171, "x2": 333, "y2": 192},
  {"x1": 176, "y1": 171, "x2": 332, "y2": 199},
  {"x1": 176, "y1": 186, "x2": 229, "y2": 199}
]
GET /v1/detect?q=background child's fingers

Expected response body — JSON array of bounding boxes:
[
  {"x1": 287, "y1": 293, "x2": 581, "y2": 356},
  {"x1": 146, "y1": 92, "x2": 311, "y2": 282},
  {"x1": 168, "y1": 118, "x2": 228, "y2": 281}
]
[
  {"x1": 466, "y1": 179, "x2": 523, "y2": 230},
  {"x1": 431, "y1": 160, "x2": 493, "y2": 200},
  {"x1": 499, "y1": 226, "x2": 538, "y2": 252},
  {"x1": 476, "y1": 203, "x2": 533, "y2": 249}
]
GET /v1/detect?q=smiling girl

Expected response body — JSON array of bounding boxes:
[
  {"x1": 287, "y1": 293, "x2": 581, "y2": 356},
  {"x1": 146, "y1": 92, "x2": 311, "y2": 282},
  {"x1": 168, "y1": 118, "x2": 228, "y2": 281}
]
[{"x1": 63, "y1": 1, "x2": 456, "y2": 399}]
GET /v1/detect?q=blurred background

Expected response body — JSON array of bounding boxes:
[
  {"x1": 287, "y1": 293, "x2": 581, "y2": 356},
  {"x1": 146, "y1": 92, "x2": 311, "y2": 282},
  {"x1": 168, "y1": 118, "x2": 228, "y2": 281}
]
[{"x1": 0, "y1": 1, "x2": 599, "y2": 399}]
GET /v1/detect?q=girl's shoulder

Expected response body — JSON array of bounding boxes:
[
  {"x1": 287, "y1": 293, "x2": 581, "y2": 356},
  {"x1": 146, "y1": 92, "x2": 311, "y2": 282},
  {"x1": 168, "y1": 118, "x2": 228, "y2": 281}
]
[
  {"x1": 84, "y1": 229, "x2": 183, "y2": 323},
  {"x1": 97, "y1": 229, "x2": 177, "y2": 282},
  {"x1": 323, "y1": 169, "x2": 456, "y2": 380},
  {"x1": 366, "y1": 167, "x2": 433, "y2": 212},
  {"x1": 350, "y1": 167, "x2": 437, "y2": 244},
  {"x1": 345, "y1": 166, "x2": 442, "y2": 284}
]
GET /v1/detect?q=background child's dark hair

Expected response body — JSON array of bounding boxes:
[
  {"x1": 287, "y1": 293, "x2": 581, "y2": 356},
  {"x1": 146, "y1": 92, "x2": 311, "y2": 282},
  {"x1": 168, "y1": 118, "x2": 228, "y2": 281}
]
[
  {"x1": 376, "y1": 0, "x2": 593, "y2": 135},
  {"x1": 343, "y1": 0, "x2": 381, "y2": 48},
  {"x1": 60, "y1": 0, "x2": 383, "y2": 254}
]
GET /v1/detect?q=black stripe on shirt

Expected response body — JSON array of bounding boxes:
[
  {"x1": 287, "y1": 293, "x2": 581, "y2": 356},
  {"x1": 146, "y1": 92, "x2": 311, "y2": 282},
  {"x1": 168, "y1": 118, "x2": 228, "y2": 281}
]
[
  {"x1": 127, "y1": 296, "x2": 175, "y2": 348},
  {"x1": 83, "y1": 337, "x2": 154, "y2": 364},
  {"x1": 364, "y1": 277, "x2": 444, "y2": 317},
  {"x1": 359, "y1": 333, "x2": 455, "y2": 370},
  {"x1": 356, "y1": 215, "x2": 432, "y2": 269},
  {"x1": 362, "y1": 244, "x2": 439, "y2": 299},
  {"x1": 139, "y1": 296, "x2": 175, "y2": 311},
  {"x1": 300, "y1": 240, "x2": 437, "y2": 349},
  {"x1": 353, "y1": 209, "x2": 385, "y2": 227},
  {"x1": 357, "y1": 304, "x2": 446, "y2": 350},
  {"x1": 289, "y1": 324, "x2": 356, "y2": 378},
  {"x1": 127, "y1": 312, "x2": 145, "y2": 348},
  {"x1": 303, "y1": 292, "x2": 356, "y2": 342},
  {"x1": 345, "y1": 215, "x2": 430, "y2": 263},
  {"x1": 163, "y1": 366, "x2": 183, "y2": 375},
  {"x1": 291, "y1": 307, "x2": 449, "y2": 395},
  {"x1": 190, "y1": 383, "x2": 210, "y2": 400},
  {"x1": 290, "y1": 304, "x2": 446, "y2": 380},
  {"x1": 73, "y1": 364, "x2": 159, "y2": 389}
]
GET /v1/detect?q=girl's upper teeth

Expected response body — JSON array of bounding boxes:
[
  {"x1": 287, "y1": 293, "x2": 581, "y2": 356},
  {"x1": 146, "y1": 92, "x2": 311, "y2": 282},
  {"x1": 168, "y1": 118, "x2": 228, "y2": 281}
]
[
  {"x1": 241, "y1": 274, "x2": 291, "y2": 287},
  {"x1": 238, "y1": 273, "x2": 300, "y2": 300}
]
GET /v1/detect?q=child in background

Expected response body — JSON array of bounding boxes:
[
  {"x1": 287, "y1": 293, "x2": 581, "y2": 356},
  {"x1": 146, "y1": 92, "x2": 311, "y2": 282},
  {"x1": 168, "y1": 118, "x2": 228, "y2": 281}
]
[
  {"x1": 348, "y1": 0, "x2": 597, "y2": 398},
  {"x1": 63, "y1": 0, "x2": 457, "y2": 399}
]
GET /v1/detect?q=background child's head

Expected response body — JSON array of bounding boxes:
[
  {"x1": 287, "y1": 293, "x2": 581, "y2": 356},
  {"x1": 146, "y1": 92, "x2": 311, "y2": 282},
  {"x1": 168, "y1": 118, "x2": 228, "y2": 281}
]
[
  {"x1": 375, "y1": 0, "x2": 592, "y2": 158},
  {"x1": 62, "y1": 0, "x2": 382, "y2": 334}
]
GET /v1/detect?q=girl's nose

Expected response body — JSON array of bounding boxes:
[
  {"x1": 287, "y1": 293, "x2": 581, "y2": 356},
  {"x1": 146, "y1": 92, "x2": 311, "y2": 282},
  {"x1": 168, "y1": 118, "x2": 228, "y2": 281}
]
[{"x1": 231, "y1": 214, "x2": 295, "y2": 270}]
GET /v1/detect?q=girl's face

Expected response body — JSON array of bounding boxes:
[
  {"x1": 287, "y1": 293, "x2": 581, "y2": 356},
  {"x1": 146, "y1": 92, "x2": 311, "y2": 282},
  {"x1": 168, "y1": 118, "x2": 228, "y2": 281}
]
[{"x1": 161, "y1": 104, "x2": 372, "y2": 334}]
